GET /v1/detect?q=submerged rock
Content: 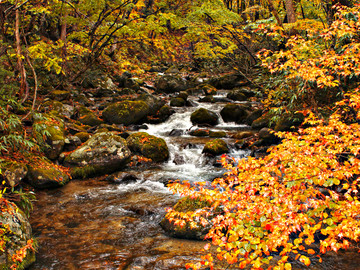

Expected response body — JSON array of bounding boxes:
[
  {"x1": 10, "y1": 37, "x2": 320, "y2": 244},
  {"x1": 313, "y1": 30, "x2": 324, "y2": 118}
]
[
  {"x1": 126, "y1": 132, "x2": 169, "y2": 162},
  {"x1": 190, "y1": 108, "x2": 219, "y2": 126},
  {"x1": 64, "y1": 132, "x2": 131, "y2": 178},
  {"x1": 102, "y1": 100, "x2": 149, "y2": 125}
]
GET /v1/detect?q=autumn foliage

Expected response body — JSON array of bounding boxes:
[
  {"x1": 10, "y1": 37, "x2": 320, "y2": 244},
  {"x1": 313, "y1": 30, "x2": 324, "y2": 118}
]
[{"x1": 167, "y1": 4, "x2": 360, "y2": 270}]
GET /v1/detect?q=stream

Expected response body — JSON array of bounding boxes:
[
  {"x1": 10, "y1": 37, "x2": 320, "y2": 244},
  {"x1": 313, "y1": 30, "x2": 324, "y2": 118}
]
[{"x1": 28, "y1": 93, "x2": 360, "y2": 269}]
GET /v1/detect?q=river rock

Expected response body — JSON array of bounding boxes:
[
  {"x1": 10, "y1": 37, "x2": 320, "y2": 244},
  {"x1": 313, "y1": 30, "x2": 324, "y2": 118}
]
[
  {"x1": 47, "y1": 100, "x2": 75, "y2": 119},
  {"x1": 0, "y1": 203, "x2": 35, "y2": 269},
  {"x1": 102, "y1": 100, "x2": 149, "y2": 125},
  {"x1": 64, "y1": 132, "x2": 131, "y2": 178},
  {"x1": 147, "y1": 105, "x2": 174, "y2": 124},
  {"x1": 209, "y1": 73, "x2": 246, "y2": 89},
  {"x1": 138, "y1": 93, "x2": 165, "y2": 115},
  {"x1": 26, "y1": 159, "x2": 70, "y2": 189},
  {"x1": 226, "y1": 89, "x2": 247, "y2": 101},
  {"x1": 3, "y1": 161, "x2": 28, "y2": 188},
  {"x1": 160, "y1": 197, "x2": 213, "y2": 240},
  {"x1": 154, "y1": 75, "x2": 188, "y2": 93},
  {"x1": 257, "y1": 128, "x2": 280, "y2": 145},
  {"x1": 209, "y1": 130, "x2": 226, "y2": 138},
  {"x1": 245, "y1": 109, "x2": 263, "y2": 126},
  {"x1": 126, "y1": 132, "x2": 169, "y2": 162},
  {"x1": 190, "y1": 108, "x2": 219, "y2": 126},
  {"x1": 274, "y1": 112, "x2": 305, "y2": 131},
  {"x1": 170, "y1": 97, "x2": 186, "y2": 107},
  {"x1": 197, "y1": 84, "x2": 217, "y2": 95},
  {"x1": 32, "y1": 114, "x2": 66, "y2": 160},
  {"x1": 189, "y1": 129, "x2": 209, "y2": 137},
  {"x1": 202, "y1": 139, "x2": 229, "y2": 155},
  {"x1": 220, "y1": 104, "x2": 248, "y2": 123},
  {"x1": 48, "y1": 90, "x2": 71, "y2": 101},
  {"x1": 77, "y1": 106, "x2": 103, "y2": 127},
  {"x1": 251, "y1": 113, "x2": 273, "y2": 130}
]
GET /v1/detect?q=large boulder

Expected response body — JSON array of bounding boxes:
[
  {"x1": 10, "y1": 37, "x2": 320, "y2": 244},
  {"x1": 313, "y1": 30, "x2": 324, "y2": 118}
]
[
  {"x1": 26, "y1": 159, "x2": 70, "y2": 189},
  {"x1": 126, "y1": 132, "x2": 169, "y2": 162},
  {"x1": 203, "y1": 139, "x2": 229, "y2": 155},
  {"x1": 190, "y1": 108, "x2": 219, "y2": 126},
  {"x1": 0, "y1": 203, "x2": 35, "y2": 269},
  {"x1": 64, "y1": 132, "x2": 131, "y2": 178},
  {"x1": 160, "y1": 197, "x2": 213, "y2": 240},
  {"x1": 102, "y1": 100, "x2": 149, "y2": 125},
  {"x1": 155, "y1": 75, "x2": 188, "y2": 93},
  {"x1": 220, "y1": 104, "x2": 249, "y2": 124}
]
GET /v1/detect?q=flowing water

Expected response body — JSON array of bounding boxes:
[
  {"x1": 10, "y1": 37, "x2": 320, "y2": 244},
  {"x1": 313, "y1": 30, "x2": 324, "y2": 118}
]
[{"x1": 28, "y1": 94, "x2": 360, "y2": 269}]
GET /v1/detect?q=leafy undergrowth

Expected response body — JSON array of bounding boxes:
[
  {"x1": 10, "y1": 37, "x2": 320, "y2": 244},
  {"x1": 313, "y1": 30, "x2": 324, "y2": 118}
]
[{"x1": 167, "y1": 90, "x2": 360, "y2": 270}]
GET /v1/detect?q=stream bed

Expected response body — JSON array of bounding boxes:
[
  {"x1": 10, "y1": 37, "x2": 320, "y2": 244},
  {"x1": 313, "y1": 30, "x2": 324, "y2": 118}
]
[{"x1": 28, "y1": 94, "x2": 360, "y2": 269}]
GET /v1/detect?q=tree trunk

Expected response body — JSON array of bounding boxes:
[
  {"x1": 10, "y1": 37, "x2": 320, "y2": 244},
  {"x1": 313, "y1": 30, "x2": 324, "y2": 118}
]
[
  {"x1": 264, "y1": 0, "x2": 283, "y2": 27},
  {"x1": 15, "y1": 7, "x2": 27, "y2": 100},
  {"x1": 284, "y1": 0, "x2": 296, "y2": 23}
]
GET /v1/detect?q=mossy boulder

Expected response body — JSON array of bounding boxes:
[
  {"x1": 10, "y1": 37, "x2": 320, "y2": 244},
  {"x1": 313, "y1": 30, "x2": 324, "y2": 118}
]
[
  {"x1": 258, "y1": 128, "x2": 281, "y2": 145},
  {"x1": 102, "y1": 100, "x2": 150, "y2": 125},
  {"x1": 0, "y1": 203, "x2": 35, "y2": 269},
  {"x1": 154, "y1": 75, "x2": 188, "y2": 93},
  {"x1": 274, "y1": 112, "x2": 305, "y2": 131},
  {"x1": 189, "y1": 129, "x2": 209, "y2": 137},
  {"x1": 197, "y1": 84, "x2": 217, "y2": 95},
  {"x1": 203, "y1": 139, "x2": 229, "y2": 155},
  {"x1": 245, "y1": 109, "x2": 263, "y2": 126},
  {"x1": 138, "y1": 93, "x2": 165, "y2": 115},
  {"x1": 160, "y1": 197, "x2": 213, "y2": 240},
  {"x1": 209, "y1": 73, "x2": 245, "y2": 89},
  {"x1": 147, "y1": 105, "x2": 174, "y2": 124},
  {"x1": 126, "y1": 132, "x2": 169, "y2": 162},
  {"x1": 232, "y1": 131, "x2": 255, "y2": 140},
  {"x1": 220, "y1": 104, "x2": 249, "y2": 124},
  {"x1": 170, "y1": 97, "x2": 186, "y2": 107},
  {"x1": 26, "y1": 159, "x2": 70, "y2": 189},
  {"x1": 33, "y1": 115, "x2": 66, "y2": 160},
  {"x1": 251, "y1": 113, "x2": 273, "y2": 130},
  {"x1": 47, "y1": 100, "x2": 74, "y2": 119},
  {"x1": 64, "y1": 132, "x2": 131, "y2": 178},
  {"x1": 48, "y1": 90, "x2": 71, "y2": 101},
  {"x1": 209, "y1": 130, "x2": 226, "y2": 138},
  {"x1": 190, "y1": 108, "x2": 219, "y2": 126},
  {"x1": 74, "y1": 132, "x2": 90, "y2": 143},
  {"x1": 2, "y1": 161, "x2": 28, "y2": 188},
  {"x1": 226, "y1": 89, "x2": 247, "y2": 101}
]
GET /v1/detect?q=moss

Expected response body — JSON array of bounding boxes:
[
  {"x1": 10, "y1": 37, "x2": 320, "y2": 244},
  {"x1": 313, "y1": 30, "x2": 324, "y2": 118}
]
[
  {"x1": 190, "y1": 108, "x2": 218, "y2": 126},
  {"x1": 170, "y1": 97, "x2": 186, "y2": 107},
  {"x1": 189, "y1": 129, "x2": 209, "y2": 137},
  {"x1": 102, "y1": 100, "x2": 150, "y2": 125},
  {"x1": 126, "y1": 132, "x2": 169, "y2": 162},
  {"x1": 203, "y1": 139, "x2": 229, "y2": 155},
  {"x1": 173, "y1": 197, "x2": 211, "y2": 212},
  {"x1": 74, "y1": 132, "x2": 90, "y2": 142},
  {"x1": 71, "y1": 165, "x2": 97, "y2": 179},
  {"x1": 209, "y1": 130, "x2": 226, "y2": 138}
]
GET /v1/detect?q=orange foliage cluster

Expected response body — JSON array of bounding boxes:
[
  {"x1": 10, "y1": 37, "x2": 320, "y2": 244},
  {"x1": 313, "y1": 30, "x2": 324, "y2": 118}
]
[{"x1": 168, "y1": 89, "x2": 360, "y2": 269}]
